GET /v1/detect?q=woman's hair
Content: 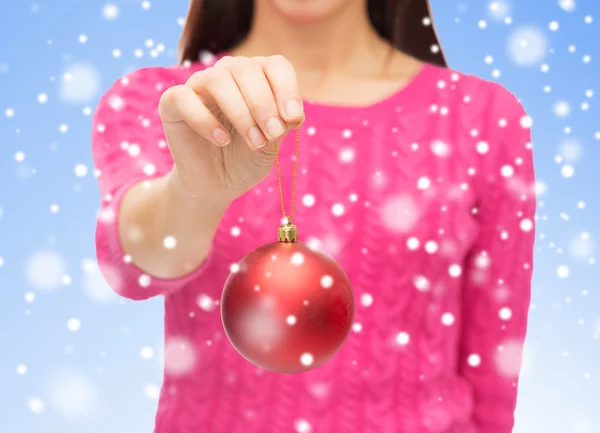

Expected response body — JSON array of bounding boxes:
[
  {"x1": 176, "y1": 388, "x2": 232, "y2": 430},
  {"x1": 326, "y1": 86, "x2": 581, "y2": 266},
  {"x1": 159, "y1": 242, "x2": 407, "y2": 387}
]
[{"x1": 178, "y1": 0, "x2": 447, "y2": 67}]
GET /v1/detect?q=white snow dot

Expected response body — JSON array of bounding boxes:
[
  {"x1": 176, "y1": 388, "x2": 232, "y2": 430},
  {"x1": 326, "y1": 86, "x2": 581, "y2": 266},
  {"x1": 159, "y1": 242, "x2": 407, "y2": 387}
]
[
  {"x1": 381, "y1": 194, "x2": 420, "y2": 233},
  {"x1": 27, "y1": 397, "x2": 45, "y2": 414},
  {"x1": 37, "y1": 93, "x2": 48, "y2": 104},
  {"x1": 231, "y1": 226, "x2": 241, "y2": 237},
  {"x1": 143, "y1": 163, "x2": 156, "y2": 176},
  {"x1": 407, "y1": 237, "x2": 420, "y2": 250},
  {"x1": 501, "y1": 165, "x2": 514, "y2": 178},
  {"x1": 163, "y1": 236, "x2": 177, "y2": 249},
  {"x1": 520, "y1": 218, "x2": 534, "y2": 232},
  {"x1": 361, "y1": 293, "x2": 373, "y2": 307},
  {"x1": 286, "y1": 315, "x2": 297, "y2": 325},
  {"x1": 413, "y1": 275, "x2": 430, "y2": 292},
  {"x1": 302, "y1": 194, "x2": 315, "y2": 207},
  {"x1": 520, "y1": 115, "x2": 533, "y2": 128},
  {"x1": 431, "y1": 140, "x2": 450, "y2": 157},
  {"x1": 300, "y1": 353, "x2": 314, "y2": 366},
  {"x1": 494, "y1": 340, "x2": 524, "y2": 377},
  {"x1": 468, "y1": 354, "x2": 481, "y2": 367},
  {"x1": 197, "y1": 294, "x2": 216, "y2": 312},
  {"x1": 549, "y1": 21, "x2": 560, "y2": 31},
  {"x1": 441, "y1": 312, "x2": 455, "y2": 326},
  {"x1": 47, "y1": 371, "x2": 99, "y2": 420},
  {"x1": 556, "y1": 265, "x2": 570, "y2": 278},
  {"x1": 102, "y1": 3, "x2": 120, "y2": 20},
  {"x1": 67, "y1": 318, "x2": 81, "y2": 332},
  {"x1": 143, "y1": 384, "x2": 160, "y2": 399},
  {"x1": 74, "y1": 164, "x2": 88, "y2": 177},
  {"x1": 138, "y1": 274, "x2": 151, "y2": 287},
  {"x1": 163, "y1": 337, "x2": 198, "y2": 376},
  {"x1": 475, "y1": 252, "x2": 491, "y2": 269},
  {"x1": 553, "y1": 100, "x2": 571, "y2": 117},
  {"x1": 60, "y1": 63, "x2": 101, "y2": 104},
  {"x1": 291, "y1": 253, "x2": 305, "y2": 266},
  {"x1": 569, "y1": 232, "x2": 595, "y2": 261},
  {"x1": 26, "y1": 251, "x2": 67, "y2": 291},
  {"x1": 507, "y1": 26, "x2": 548, "y2": 66},
  {"x1": 559, "y1": 139, "x2": 582, "y2": 162},
  {"x1": 476, "y1": 141, "x2": 489, "y2": 154},
  {"x1": 396, "y1": 332, "x2": 410, "y2": 345},
  {"x1": 425, "y1": 241, "x2": 438, "y2": 254},
  {"x1": 332, "y1": 203, "x2": 345, "y2": 217},
  {"x1": 81, "y1": 259, "x2": 119, "y2": 303},
  {"x1": 294, "y1": 418, "x2": 312, "y2": 433},
  {"x1": 340, "y1": 148, "x2": 355, "y2": 163},
  {"x1": 561, "y1": 165, "x2": 575, "y2": 178},
  {"x1": 499, "y1": 307, "x2": 512, "y2": 320},
  {"x1": 140, "y1": 347, "x2": 154, "y2": 360},
  {"x1": 558, "y1": 0, "x2": 576, "y2": 12},
  {"x1": 488, "y1": 1, "x2": 511, "y2": 20},
  {"x1": 448, "y1": 264, "x2": 462, "y2": 277},
  {"x1": 127, "y1": 144, "x2": 140, "y2": 156},
  {"x1": 417, "y1": 177, "x2": 431, "y2": 190},
  {"x1": 17, "y1": 364, "x2": 28, "y2": 375},
  {"x1": 320, "y1": 275, "x2": 334, "y2": 288}
]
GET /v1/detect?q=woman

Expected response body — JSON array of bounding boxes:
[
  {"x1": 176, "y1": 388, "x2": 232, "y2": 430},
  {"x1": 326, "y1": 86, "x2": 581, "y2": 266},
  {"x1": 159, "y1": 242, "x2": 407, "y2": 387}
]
[{"x1": 92, "y1": 0, "x2": 536, "y2": 432}]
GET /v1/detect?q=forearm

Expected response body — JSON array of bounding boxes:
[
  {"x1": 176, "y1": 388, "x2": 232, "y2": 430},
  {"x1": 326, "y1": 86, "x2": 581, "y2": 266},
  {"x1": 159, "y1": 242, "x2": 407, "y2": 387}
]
[{"x1": 118, "y1": 169, "x2": 231, "y2": 279}]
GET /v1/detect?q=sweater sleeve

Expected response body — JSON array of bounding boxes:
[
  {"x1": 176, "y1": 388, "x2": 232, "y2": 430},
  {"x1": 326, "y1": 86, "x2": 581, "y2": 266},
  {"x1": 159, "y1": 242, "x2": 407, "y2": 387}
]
[
  {"x1": 458, "y1": 85, "x2": 536, "y2": 432},
  {"x1": 92, "y1": 66, "x2": 214, "y2": 301}
]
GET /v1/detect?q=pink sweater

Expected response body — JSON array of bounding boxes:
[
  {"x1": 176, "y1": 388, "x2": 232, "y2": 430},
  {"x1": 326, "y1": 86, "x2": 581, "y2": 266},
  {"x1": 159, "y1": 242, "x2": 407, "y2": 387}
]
[{"x1": 92, "y1": 54, "x2": 535, "y2": 433}]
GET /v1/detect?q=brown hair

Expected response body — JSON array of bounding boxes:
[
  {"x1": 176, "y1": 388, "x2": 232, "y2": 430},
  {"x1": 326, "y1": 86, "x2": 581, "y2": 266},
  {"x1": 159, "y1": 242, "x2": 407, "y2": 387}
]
[{"x1": 178, "y1": 0, "x2": 447, "y2": 67}]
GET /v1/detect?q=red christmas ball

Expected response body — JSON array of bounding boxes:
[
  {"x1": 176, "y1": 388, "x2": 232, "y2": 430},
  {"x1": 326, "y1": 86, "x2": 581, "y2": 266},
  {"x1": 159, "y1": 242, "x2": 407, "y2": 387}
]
[{"x1": 221, "y1": 238, "x2": 354, "y2": 374}]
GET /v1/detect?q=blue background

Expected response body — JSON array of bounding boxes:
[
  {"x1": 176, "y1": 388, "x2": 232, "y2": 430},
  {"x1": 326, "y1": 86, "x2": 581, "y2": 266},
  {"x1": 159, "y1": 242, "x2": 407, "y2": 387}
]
[{"x1": 0, "y1": 0, "x2": 599, "y2": 432}]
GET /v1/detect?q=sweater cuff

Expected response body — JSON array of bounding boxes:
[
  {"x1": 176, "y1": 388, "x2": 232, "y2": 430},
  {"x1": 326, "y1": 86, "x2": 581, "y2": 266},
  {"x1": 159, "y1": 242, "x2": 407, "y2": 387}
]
[{"x1": 96, "y1": 176, "x2": 215, "y2": 300}]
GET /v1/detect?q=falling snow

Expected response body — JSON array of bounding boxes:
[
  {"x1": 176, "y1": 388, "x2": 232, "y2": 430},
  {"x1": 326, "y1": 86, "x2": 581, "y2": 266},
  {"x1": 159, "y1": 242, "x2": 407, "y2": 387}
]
[{"x1": 1, "y1": 2, "x2": 598, "y2": 432}]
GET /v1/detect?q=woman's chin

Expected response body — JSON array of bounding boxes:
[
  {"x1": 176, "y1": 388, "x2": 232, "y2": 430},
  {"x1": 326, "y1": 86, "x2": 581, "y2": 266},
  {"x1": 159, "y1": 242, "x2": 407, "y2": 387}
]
[{"x1": 265, "y1": 0, "x2": 349, "y2": 23}]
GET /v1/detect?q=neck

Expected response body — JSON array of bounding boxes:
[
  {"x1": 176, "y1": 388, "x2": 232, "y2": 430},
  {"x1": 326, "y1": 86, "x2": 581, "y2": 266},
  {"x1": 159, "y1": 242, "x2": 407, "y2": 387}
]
[{"x1": 230, "y1": 1, "x2": 391, "y2": 80}]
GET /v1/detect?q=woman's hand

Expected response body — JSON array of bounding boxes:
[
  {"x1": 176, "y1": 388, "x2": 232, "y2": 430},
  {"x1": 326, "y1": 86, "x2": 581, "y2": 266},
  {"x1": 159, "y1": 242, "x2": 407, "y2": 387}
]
[{"x1": 158, "y1": 55, "x2": 305, "y2": 202}]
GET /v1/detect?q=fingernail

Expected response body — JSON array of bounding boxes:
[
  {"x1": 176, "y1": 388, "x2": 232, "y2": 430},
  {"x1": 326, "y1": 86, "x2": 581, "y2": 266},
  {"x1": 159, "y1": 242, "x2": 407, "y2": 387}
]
[
  {"x1": 285, "y1": 99, "x2": 303, "y2": 118},
  {"x1": 212, "y1": 127, "x2": 230, "y2": 146},
  {"x1": 266, "y1": 116, "x2": 285, "y2": 138},
  {"x1": 248, "y1": 126, "x2": 267, "y2": 148}
]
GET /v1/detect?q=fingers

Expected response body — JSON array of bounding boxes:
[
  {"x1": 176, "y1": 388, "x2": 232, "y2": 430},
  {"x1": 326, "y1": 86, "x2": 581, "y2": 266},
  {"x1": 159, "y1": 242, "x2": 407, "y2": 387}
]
[
  {"x1": 159, "y1": 84, "x2": 231, "y2": 147},
  {"x1": 228, "y1": 57, "x2": 287, "y2": 143},
  {"x1": 188, "y1": 63, "x2": 268, "y2": 150},
  {"x1": 253, "y1": 55, "x2": 305, "y2": 126},
  {"x1": 187, "y1": 55, "x2": 304, "y2": 151}
]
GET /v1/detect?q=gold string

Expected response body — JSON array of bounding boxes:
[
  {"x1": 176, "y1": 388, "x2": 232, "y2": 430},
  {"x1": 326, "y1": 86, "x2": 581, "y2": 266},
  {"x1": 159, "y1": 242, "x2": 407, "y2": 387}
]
[{"x1": 274, "y1": 122, "x2": 300, "y2": 223}]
